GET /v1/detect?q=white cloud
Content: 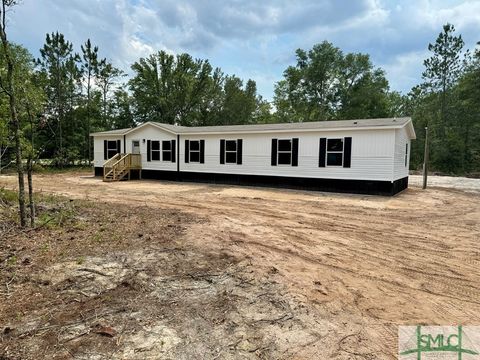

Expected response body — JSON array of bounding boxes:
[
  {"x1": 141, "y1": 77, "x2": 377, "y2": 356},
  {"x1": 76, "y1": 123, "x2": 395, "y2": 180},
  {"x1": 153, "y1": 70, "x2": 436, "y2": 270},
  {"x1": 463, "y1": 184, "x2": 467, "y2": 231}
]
[
  {"x1": 5, "y1": 0, "x2": 480, "y2": 99},
  {"x1": 381, "y1": 50, "x2": 429, "y2": 93}
]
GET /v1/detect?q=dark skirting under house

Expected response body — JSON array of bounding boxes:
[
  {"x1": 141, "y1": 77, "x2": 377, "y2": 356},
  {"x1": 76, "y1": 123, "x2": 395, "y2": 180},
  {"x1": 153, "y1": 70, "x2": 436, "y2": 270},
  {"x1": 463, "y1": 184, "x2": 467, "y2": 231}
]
[{"x1": 94, "y1": 167, "x2": 409, "y2": 196}]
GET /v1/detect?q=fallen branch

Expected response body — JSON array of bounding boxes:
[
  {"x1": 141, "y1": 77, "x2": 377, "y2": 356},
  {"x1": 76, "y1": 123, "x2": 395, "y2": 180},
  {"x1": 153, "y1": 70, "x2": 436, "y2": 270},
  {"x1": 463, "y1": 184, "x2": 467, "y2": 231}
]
[
  {"x1": 252, "y1": 313, "x2": 293, "y2": 324},
  {"x1": 78, "y1": 268, "x2": 110, "y2": 277}
]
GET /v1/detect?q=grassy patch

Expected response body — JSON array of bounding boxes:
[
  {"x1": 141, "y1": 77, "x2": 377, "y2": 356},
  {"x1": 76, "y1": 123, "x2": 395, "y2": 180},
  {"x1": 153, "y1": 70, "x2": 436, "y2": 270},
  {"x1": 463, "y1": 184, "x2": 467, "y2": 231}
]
[
  {"x1": 0, "y1": 188, "x2": 80, "y2": 229},
  {"x1": 0, "y1": 187, "x2": 18, "y2": 204},
  {"x1": 33, "y1": 165, "x2": 92, "y2": 174}
]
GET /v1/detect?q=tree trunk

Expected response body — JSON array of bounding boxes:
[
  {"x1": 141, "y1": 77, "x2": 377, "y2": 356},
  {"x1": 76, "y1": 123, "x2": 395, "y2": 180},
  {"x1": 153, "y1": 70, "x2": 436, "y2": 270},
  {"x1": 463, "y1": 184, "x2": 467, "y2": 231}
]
[
  {"x1": 463, "y1": 121, "x2": 470, "y2": 173},
  {"x1": 0, "y1": 0, "x2": 26, "y2": 226},
  {"x1": 27, "y1": 157, "x2": 34, "y2": 227},
  {"x1": 86, "y1": 66, "x2": 91, "y2": 164},
  {"x1": 14, "y1": 111, "x2": 26, "y2": 226}
]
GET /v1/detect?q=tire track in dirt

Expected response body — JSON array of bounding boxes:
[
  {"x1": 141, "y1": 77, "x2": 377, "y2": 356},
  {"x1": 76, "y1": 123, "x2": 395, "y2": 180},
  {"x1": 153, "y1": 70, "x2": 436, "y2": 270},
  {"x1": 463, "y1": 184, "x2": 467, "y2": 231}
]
[{"x1": 1, "y1": 173, "x2": 480, "y2": 359}]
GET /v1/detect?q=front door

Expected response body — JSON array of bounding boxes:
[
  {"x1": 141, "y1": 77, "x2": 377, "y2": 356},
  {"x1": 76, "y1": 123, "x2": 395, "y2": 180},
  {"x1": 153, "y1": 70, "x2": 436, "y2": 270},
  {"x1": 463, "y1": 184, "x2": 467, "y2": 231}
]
[{"x1": 132, "y1": 140, "x2": 140, "y2": 154}]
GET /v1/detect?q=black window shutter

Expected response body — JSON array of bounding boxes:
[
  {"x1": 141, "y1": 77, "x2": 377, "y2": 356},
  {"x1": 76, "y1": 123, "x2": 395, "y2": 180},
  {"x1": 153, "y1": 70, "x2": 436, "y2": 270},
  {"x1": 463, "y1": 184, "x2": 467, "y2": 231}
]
[
  {"x1": 185, "y1": 140, "x2": 190, "y2": 163},
  {"x1": 271, "y1": 139, "x2": 278, "y2": 166},
  {"x1": 103, "y1": 140, "x2": 107, "y2": 160},
  {"x1": 220, "y1": 139, "x2": 225, "y2": 164},
  {"x1": 292, "y1": 138, "x2": 299, "y2": 166},
  {"x1": 343, "y1": 137, "x2": 352, "y2": 168},
  {"x1": 237, "y1": 139, "x2": 243, "y2": 165},
  {"x1": 147, "y1": 140, "x2": 151, "y2": 162},
  {"x1": 116, "y1": 140, "x2": 121, "y2": 154},
  {"x1": 319, "y1": 138, "x2": 326, "y2": 167},
  {"x1": 171, "y1": 140, "x2": 176, "y2": 162},
  {"x1": 200, "y1": 140, "x2": 205, "y2": 163}
]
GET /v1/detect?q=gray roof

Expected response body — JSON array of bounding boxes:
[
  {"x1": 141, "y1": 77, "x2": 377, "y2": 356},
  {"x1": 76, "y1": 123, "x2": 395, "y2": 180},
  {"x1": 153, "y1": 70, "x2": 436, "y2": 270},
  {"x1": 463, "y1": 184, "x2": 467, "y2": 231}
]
[
  {"x1": 91, "y1": 127, "x2": 131, "y2": 135},
  {"x1": 91, "y1": 117, "x2": 414, "y2": 137},
  {"x1": 162, "y1": 117, "x2": 411, "y2": 134}
]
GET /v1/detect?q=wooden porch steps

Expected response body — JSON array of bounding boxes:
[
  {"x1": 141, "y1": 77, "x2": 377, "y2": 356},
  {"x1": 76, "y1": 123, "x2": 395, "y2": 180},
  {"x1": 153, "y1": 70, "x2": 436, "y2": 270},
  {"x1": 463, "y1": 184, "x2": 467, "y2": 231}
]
[{"x1": 103, "y1": 153, "x2": 141, "y2": 182}]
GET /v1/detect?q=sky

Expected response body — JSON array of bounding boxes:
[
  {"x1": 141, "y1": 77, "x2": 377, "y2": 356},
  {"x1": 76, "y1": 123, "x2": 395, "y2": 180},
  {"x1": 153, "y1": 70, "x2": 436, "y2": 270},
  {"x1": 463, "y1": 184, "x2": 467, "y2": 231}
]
[{"x1": 7, "y1": 0, "x2": 480, "y2": 101}]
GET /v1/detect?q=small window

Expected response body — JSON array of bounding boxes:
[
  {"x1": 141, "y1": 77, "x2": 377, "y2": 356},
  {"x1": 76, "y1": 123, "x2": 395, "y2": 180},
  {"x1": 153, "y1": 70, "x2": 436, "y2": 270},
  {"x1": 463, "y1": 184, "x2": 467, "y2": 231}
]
[
  {"x1": 405, "y1": 143, "x2": 408, "y2": 167},
  {"x1": 326, "y1": 138, "x2": 343, "y2": 166},
  {"x1": 162, "y1": 140, "x2": 172, "y2": 162},
  {"x1": 151, "y1": 140, "x2": 160, "y2": 161},
  {"x1": 277, "y1": 139, "x2": 292, "y2": 165},
  {"x1": 189, "y1": 140, "x2": 200, "y2": 163},
  {"x1": 107, "y1": 140, "x2": 119, "y2": 159},
  {"x1": 225, "y1": 140, "x2": 237, "y2": 164}
]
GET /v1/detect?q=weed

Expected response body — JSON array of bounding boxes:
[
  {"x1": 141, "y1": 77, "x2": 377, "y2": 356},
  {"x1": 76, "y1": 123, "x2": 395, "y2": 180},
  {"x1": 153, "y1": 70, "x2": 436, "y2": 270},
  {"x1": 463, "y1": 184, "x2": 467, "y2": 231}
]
[
  {"x1": 41, "y1": 243, "x2": 49, "y2": 253},
  {"x1": 93, "y1": 233, "x2": 103, "y2": 243},
  {"x1": 7, "y1": 255, "x2": 17, "y2": 266}
]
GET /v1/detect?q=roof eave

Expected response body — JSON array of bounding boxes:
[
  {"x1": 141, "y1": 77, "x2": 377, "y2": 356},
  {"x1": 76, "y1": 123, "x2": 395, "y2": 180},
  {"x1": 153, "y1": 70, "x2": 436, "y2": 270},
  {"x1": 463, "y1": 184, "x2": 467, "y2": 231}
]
[
  {"x1": 90, "y1": 121, "x2": 179, "y2": 137},
  {"x1": 403, "y1": 119, "x2": 416, "y2": 140},
  {"x1": 177, "y1": 125, "x2": 405, "y2": 135}
]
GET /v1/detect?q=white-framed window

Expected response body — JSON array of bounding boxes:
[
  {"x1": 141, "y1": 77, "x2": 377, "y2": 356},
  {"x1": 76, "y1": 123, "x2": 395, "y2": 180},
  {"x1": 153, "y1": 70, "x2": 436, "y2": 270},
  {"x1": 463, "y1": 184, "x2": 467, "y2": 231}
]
[
  {"x1": 151, "y1": 140, "x2": 160, "y2": 161},
  {"x1": 326, "y1": 138, "x2": 343, "y2": 166},
  {"x1": 277, "y1": 139, "x2": 292, "y2": 165},
  {"x1": 107, "y1": 140, "x2": 119, "y2": 159},
  {"x1": 162, "y1": 140, "x2": 172, "y2": 161},
  {"x1": 225, "y1": 140, "x2": 238, "y2": 163},
  {"x1": 189, "y1": 140, "x2": 200, "y2": 163}
]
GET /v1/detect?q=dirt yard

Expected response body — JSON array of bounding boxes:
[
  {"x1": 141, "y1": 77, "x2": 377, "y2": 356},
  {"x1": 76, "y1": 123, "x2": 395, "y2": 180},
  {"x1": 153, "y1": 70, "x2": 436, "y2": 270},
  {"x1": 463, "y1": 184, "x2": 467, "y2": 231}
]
[{"x1": 1, "y1": 172, "x2": 479, "y2": 359}]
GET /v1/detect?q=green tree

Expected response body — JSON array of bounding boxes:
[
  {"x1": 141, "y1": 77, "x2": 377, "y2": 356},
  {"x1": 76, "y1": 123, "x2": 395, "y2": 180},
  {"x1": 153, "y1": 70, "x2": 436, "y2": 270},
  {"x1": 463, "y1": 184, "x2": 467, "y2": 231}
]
[
  {"x1": 37, "y1": 32, "x2": 81, "y2": 165},
  {"x1": 420, "y1": 24, "x2": 469, "y2": 173},
  {"x1": 97, "y1": 59, "x2": 124, "y2": 129},
  {"x1": 422, "y1": 24, "x2": 465, "y2": 138},
  {"x1": 110, "y1": 89, "x2": 134, "y2": 129},
  {"x1": 80, "y1": 39, "x2": 99, "y2": 162},
  {"x1": 129, "y1": 51, "x2": 219, "y2": 125},
  {"x1": 455, "y1": 43, "x2": 480, "y2": 173},
  {"x1": 0, "y1": 0, "x2": 27, "y2": 226},
  {"x1": 274, "y1": 41, "x2": 391, "y2": 122},
  {"x1": 219, "y1": 76, "x2": 258, "y2": 125}
]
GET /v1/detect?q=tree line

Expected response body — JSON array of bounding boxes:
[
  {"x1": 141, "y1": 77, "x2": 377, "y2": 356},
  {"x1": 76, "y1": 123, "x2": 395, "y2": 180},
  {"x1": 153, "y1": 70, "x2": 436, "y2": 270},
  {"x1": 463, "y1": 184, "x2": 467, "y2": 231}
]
[{"x1": 0, "y1": 0, "x2": 479, "y2": 226}]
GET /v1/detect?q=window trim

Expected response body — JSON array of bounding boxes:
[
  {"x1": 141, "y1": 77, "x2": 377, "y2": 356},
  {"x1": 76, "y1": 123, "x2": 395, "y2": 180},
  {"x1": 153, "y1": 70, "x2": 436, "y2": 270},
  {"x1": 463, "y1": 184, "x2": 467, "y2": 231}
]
[
  {"x1": 225, "y1": 140, "x2": 238, "y2": 164},
  {"x1": 150, "y1": 140, "x2": 161, "y2": 161},
  {"x1": 277, "y1": 139, "x2": 292, "y2": 166},
  {"x1": 107, "y1": 140, "x2": 119, "y2": 159},
  {"x1": 189, "y1": 140, "x2": 201, "y2": 163},
  {"x1": 326, "y1": 138, "x2": 344, "y2": 167},
  {"x1": 162, "y1": 140, "x2": 172, "y2": 162}
]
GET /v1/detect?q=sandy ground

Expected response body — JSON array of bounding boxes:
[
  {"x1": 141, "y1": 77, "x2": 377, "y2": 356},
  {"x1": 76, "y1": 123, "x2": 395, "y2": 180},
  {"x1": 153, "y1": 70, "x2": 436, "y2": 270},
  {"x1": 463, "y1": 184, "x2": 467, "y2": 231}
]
[
  {"x1": 1, "y1": 172, "x2": 479, "y2": 359},
  {"x1": 409, "y1": 174, "x2": 480, "y2": 192}
]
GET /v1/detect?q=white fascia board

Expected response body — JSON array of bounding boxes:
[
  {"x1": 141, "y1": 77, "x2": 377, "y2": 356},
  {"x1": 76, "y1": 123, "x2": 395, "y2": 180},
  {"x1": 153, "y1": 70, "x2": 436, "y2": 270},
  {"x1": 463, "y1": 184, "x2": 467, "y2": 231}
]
[
  {"x1": 92, "y1": 122, "x2": 414, "y2": 137},
  {"x1": 91, "y1": 122, "x2": 177, "y2": 137},
  {"x1": 178, "y1": 125, "x2": 404, "y2": 136},
  {"x1": 90, "y1": 133, "x2": 125, "y2": 137}
]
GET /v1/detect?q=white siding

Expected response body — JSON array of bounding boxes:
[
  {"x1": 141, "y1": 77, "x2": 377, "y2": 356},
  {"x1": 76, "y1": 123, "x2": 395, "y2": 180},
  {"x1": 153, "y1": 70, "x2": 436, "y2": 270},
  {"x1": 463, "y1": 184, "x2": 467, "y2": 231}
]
[
  {"x1": 94, "y1": 125, "x2": 399, "y2": 182},
  {"x1": 393, "y1": 128, "x2": 410, "y2": 180},
  {"x1": 93, "y1": 135, "x2": 123, "y2": 167},
  {"x1": 93, "y1": 124, "x2": 177, "y2": 171},
  {"x1": 125, "y1": 124, "x2": 177, "y2": 172},
  {"x1": 180, "y1": 129, "x2": 395, "y2": 181}
]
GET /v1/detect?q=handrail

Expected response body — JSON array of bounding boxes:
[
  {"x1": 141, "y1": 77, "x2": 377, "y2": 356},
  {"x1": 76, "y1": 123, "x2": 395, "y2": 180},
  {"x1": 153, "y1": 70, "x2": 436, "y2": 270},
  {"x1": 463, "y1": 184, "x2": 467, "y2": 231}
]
[
  {"x1": 103, "y1": 153, "x2": 142, "y2": 181},
  {"x1": 103, "y1": 153, "x2": 121, "y2": 168},
  {"x1": 111, "y1": 153, "x2": 129, "y2": 168}
]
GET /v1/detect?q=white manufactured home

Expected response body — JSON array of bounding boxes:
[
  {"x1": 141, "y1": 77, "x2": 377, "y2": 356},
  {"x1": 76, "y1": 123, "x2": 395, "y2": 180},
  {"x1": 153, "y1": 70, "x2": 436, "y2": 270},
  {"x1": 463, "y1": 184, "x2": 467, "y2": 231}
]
[{"x1": 91, "y1": 117, "x2": 416, "y2": 196}]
